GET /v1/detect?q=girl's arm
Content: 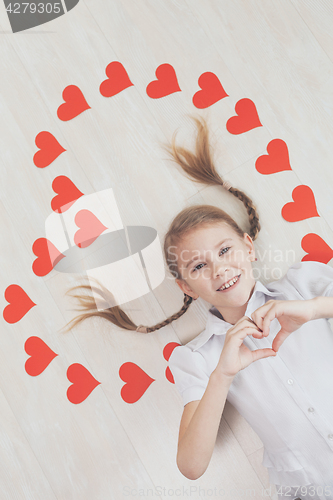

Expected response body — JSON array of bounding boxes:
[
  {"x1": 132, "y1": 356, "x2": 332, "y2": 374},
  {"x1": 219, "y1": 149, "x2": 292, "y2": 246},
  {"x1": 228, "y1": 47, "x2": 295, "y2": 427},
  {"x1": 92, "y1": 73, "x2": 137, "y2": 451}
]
[
  {"x1": 176, "y1": 317, "x2": 276, "y2": 480},
  {"x1": 176, "y1": 370, "x2": 234, "y2": 480},
  {"x1": 311, "y1": 296, "x2": 333, "y2": 320}
]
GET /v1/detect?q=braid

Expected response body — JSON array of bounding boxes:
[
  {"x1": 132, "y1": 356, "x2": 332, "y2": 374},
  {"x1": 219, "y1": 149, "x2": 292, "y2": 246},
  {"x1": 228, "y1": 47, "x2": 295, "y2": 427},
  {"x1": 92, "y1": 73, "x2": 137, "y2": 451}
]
[
  {"x1": 137, "y1": 294, "x2": 193, "y2": 333},
  {"x1": 228, "y1": 187, "x2": 261, "y2": 241}
]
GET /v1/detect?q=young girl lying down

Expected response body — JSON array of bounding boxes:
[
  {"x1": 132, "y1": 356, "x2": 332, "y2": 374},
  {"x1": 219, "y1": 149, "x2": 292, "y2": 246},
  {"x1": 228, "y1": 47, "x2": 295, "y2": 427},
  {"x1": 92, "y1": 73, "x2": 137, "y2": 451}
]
[{"x1": 63, "y1": 117, "x2": 333, "y2": 500}]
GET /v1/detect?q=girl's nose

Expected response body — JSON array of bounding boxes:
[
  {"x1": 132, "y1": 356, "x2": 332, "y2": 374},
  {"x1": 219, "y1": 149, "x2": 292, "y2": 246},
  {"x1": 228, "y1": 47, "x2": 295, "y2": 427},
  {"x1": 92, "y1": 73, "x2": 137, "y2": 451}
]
[{"x1": 213, "y1": 263, "x2": 227, "y2": 278}]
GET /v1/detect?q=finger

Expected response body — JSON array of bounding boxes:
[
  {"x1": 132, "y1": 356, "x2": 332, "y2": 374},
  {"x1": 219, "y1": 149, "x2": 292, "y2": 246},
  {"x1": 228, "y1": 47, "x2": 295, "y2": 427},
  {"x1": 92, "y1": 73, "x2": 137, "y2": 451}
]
[
  {"x1": 229, "y1": 325, "x2": 262, "y2": 338},
  {"x1": 251, "y1": 331, "x2": 264, "y2": 338},
  {"x1": 230, "y1": 327, "x2": 266, "y2": 344},
  {"x1": 262, "y1": 306, "x2": 277, "y2": 337},
  {"x1": 252, "y1": 348, "x2": 277, "y2": 362},
  {"x1": 237, "y1": 316, "x2": 261, "y2": 328},
  {"x1": 251, "y1": 301, "x2": 274, "y2": 335},
  {"x1": 246, "y1": 316, "x2": 263, "y2": 331},
  {"x1": 235, "y1": 316, "x2": 263, "y2": 334},
  {"x1": 250, "y1": 315, "x2": 264, "y2": 332},
  {"x1": 272, "y1": 330, "x2": 289, "y2": 352},
  {"x1": 234, "y1": 315, "x2": 250, "y2": 327}
]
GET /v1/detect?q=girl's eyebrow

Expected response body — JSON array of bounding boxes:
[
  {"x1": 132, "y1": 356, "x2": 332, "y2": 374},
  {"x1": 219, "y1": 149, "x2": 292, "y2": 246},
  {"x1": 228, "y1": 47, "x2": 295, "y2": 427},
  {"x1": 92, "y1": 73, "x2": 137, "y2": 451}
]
[
  {"x1": 185, "y1": 238, "x2": 233, "y2": 269},
  {"x1": 214, "y1": 237, "x2": 232, "y2": 249}
]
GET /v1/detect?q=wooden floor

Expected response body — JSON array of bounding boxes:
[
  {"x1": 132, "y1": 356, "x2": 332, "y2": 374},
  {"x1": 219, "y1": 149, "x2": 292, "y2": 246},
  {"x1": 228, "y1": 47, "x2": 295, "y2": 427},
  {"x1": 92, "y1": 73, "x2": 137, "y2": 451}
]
[{"x1": 1, "y1": 0, "x2": 333, "y2": 498}]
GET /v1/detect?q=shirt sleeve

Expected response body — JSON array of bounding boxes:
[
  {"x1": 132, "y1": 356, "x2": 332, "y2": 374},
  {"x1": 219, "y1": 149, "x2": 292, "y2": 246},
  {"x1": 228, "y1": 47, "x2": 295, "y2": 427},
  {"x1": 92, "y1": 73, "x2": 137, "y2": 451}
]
[
  {"x1": 168, "y1": 345, "x2": 210, "y2": 406},
  {"x1": 282, "y1": 261, "x2": 333, "y2": 299}
]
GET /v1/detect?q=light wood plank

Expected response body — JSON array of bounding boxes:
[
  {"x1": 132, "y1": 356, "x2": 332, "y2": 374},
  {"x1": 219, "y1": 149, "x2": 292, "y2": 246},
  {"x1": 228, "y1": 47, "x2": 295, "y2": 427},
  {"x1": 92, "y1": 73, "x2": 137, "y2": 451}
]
[
  {"x1": 185, "y1": 0, "x2": 333, "y2": 232},
  {"x1": 0, "y1": 199, "x2": 159, "y2": 499},
  {"x1": 0, "y1": 389, "x2": 57, "y2": 500},
  {"x1": 1, "y1": 0, "x2": 333, "y2": 497}
]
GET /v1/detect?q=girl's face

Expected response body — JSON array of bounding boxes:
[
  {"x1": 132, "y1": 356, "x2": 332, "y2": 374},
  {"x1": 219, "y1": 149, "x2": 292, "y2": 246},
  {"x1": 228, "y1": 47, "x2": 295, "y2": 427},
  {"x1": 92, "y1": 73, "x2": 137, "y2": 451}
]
[{"x1": 174, "y1": 222, "x2": 257, "y2": 325}]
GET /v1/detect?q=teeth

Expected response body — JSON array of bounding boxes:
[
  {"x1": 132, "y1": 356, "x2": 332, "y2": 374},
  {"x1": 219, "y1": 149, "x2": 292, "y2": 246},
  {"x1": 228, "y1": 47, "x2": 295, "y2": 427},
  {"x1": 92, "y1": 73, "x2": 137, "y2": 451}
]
[{"x1": 219, "y1": 275, "x2": 239, "y2": 291}]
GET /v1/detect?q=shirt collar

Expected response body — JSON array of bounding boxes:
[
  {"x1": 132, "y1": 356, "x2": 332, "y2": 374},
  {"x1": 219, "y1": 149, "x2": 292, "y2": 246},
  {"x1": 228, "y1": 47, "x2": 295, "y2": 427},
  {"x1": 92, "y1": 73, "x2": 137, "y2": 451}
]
[{"x1": 189, "y1": 280, "x2": 284, "y2": 352}]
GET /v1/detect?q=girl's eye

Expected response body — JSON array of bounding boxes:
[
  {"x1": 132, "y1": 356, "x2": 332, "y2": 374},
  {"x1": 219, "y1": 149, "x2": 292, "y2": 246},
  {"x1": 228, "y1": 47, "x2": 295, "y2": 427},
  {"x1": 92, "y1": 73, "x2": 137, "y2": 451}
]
[
  {"x1": 219, "y1": 246, "x2": 230, "y2": 256},
  {"x1": 192, "y1": 247, "x2": 231, "y2": 272},
  {"x1": 192, "y1": 263, "x2": 205, "y2": 272}
]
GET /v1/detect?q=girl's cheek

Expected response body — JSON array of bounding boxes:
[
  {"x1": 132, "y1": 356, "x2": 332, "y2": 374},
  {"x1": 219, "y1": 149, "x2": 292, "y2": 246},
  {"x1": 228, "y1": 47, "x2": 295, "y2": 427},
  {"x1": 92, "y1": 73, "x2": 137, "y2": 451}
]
[{"x1": 191, "y1": 274, "x2": 202, "y2": 285}]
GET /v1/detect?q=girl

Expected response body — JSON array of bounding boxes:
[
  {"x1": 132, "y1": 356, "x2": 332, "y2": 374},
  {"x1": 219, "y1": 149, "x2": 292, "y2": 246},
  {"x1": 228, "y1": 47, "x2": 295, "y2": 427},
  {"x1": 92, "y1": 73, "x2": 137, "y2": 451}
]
[{"x1": 62, "y1": 117, "x2": 333, "y2": 500}]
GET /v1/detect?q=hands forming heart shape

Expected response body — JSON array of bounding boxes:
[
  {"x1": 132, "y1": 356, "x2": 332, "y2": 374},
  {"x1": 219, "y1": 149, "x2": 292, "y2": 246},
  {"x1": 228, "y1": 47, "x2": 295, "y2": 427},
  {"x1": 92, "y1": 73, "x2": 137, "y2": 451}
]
[{"x1": 251, "y1": 299, "x2": 316, "y2": 352}]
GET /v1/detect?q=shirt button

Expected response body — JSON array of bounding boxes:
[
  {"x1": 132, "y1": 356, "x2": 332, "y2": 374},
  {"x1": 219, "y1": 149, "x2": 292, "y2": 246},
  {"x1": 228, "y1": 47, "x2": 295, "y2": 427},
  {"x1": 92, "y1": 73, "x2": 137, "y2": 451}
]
[
  {"x1": 328, "y1": 434, "x2": 333, "y2": 440},
  {"x1": 308, "y1": 407, "x2": 315, "y2": 413},
  {"x1": 287, "y1": 379, "x2": 294, "y2": 385}
]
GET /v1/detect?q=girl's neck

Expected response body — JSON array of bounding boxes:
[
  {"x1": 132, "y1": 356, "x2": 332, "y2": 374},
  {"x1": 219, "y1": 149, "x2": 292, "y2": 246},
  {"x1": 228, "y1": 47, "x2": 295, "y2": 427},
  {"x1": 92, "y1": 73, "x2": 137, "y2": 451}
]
[{"x1": 215, "y1": 303, "x2": 248, "y2": 325}]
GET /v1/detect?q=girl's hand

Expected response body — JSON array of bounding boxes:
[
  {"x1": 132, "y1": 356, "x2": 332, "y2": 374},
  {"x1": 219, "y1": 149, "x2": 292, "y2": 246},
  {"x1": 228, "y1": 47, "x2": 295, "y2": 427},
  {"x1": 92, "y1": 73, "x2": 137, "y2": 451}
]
[
  {"x1": 216, "y1": 316, "x2": 277, "y2": 379},
  {"x1": 251, "y1": 299, "x2": 316, "y2": 352}
]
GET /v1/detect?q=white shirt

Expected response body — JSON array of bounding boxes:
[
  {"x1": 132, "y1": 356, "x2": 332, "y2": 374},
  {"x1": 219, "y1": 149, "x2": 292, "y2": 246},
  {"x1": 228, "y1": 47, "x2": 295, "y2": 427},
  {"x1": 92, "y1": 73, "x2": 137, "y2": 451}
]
[{"x1": 168, "y1": 261, "x2": 333, "y2": 488}]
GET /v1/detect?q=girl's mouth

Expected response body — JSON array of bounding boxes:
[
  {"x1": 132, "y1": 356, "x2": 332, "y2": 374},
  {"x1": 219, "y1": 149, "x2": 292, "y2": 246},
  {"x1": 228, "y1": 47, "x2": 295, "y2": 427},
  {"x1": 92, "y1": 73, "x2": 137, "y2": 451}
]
[{"x1": 217, "y1": 274, "x2": 241, "y2": 292}]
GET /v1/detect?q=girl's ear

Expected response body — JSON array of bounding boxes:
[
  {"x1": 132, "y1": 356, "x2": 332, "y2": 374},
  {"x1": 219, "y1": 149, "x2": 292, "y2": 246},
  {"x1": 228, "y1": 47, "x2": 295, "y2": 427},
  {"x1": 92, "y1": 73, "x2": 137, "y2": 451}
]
[
  {"x1": 243, "y1": 233, "x2": 256, "y2": 261},
  {"x1": 175, "y1": 278, "x2": 199, "y2": 300}
]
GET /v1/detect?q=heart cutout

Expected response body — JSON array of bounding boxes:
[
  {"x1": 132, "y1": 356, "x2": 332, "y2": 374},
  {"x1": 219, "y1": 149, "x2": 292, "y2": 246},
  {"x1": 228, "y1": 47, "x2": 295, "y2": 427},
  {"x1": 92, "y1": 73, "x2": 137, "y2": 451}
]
[
  {"x1": 163, "y1": 342, "x2": 181, "y2": 383},
  {"x1": 163, "y1": 342, "x2": 181, "y2": 362},
  {"x1": 146, "y1": 63, "x2": 181, "y2": 98},
  {"x1": 57, "y1": 85, "x2": 91, "y2": 121},
  {"x1": 226, "y1": 98, "x2": 262, "y2": 134},
  {"x1": 33, "y1": 131, "x2": 66, "y2": 168},
  {"x1": 165, "y1": 366, "x2": 175, "y2": 384},
  {"x1": 281, "y1": 185, "x2": 319, "y2": 222},
  {"x1": 32, "y1": 238, "x2": 65, "y2": 276},
  {"x1": 51, "y1": 175, "x2": 84, "y2": 213},
  {"x1": 66, "y1": 363, "x2": 101, "y2": 404},
  {"x1": 74, "y1": 210, "x2": 108, "y2": 248},
  {"x1": 24, "y1": 336, "x2": 58, "y2": 376},
  {"x1": 255, "y1": 139, "x2": 292, "y2": 175},
  {"x1": 301, "y1": 233, "x2": 333, "y2": 264},
  {"x1": 192, "y1": 72, "x2": 228, "y2": 109},
  {"x1": 3, "y1": 285, "x2": 36, "y2": 323},
  {"x1": 100, "y1": 61, "x2": 134, "y2": 97},
  {"x1": 119, "y1": 362, "x2": 155, "y2": 403}
]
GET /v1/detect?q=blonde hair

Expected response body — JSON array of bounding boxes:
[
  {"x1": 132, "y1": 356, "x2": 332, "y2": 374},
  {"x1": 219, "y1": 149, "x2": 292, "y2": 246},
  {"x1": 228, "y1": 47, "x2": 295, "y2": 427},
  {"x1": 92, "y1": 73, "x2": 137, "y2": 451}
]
[{"x1": 60, "y1": 116, "x2": 261, "y2": 334}]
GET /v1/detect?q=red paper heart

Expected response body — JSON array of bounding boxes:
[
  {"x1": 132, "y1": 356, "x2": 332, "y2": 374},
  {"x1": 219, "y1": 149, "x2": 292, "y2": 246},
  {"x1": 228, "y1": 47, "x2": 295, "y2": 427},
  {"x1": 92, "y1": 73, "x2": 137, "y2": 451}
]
[
  {"x1": 3, "y1": 285, "x2": 36, "y2": 324},
  {"x1": 192, "y1": 72, "x2": 228, "y2": 109},
  {"x1": 119, "y1": 362, "x2": 155, "y2": 403},
  {"x1": 100, "y1": 61, "x2": 134, "y2": 97},
  {"x1": 33, "y1": 131, "x2": 66, "y2": 168},
  {"x1": 301, "y1": 233, "x2": 333, "y2": 264},
  {"x1": 165, "y1": 367, "x2": 174, "y2": 384},
  {"x1": 51, "y1": 175, "x2": 84, "y2": 213},
  {"x1": 57, "y1": 85, "x2": 91, "y2": 121},
  {"x1": 163, "y1": 342, "x2": 181, "y2": 361},
  {"x1": 163, "y1": 342, "x2": 181, "y2": 383},
  {"x1": 281, "y1": 185, "x2": 319, "y2": 222},
  {"x1": 255, "y1": 139, "x2": 292, "y2": 175},
  {"x1": 66, "y1": 363, "x2": 101, "y2": 404},
  {"x1": 24, "y1": 336, "x2": 58, "y2": 376},
  {"x1": 74, "y1": 210, "x2": 108, "y2": 248},
  {"x1": 32, "y1": 238, "x2": 65, "y2": 277},
  {"x1": 226, "y1": 98, "x2": 262, "y2": 135},
  {"x1": 146, "y1": 63, "x2": 181, "y2": 98}
]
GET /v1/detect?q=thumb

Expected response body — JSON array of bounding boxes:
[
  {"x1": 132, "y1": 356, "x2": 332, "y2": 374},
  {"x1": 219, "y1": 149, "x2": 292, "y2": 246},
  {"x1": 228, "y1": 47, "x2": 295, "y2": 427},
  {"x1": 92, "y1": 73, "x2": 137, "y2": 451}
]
[
  {"x1": 272, "y1": 329, "x2": 290, "y2": 352},
  {"x1": 253, "y1": 348, "x2": 277, "y2": 362}
]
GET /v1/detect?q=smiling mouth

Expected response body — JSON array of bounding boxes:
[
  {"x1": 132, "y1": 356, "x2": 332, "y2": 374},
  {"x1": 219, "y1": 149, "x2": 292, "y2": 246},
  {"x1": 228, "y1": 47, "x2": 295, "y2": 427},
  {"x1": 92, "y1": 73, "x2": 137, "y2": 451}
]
[{"x1": 217, "y1": 274, "x2": 241, "y2": 291}]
